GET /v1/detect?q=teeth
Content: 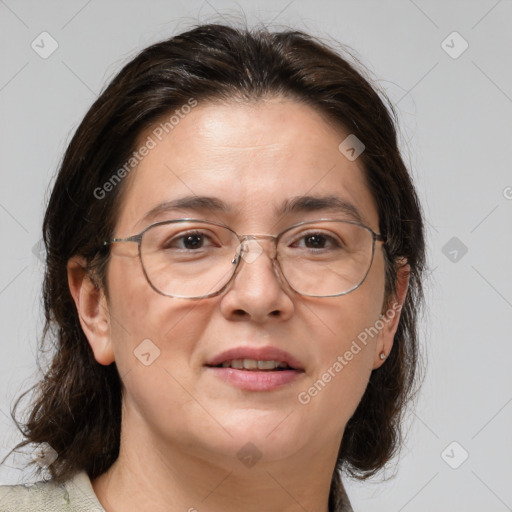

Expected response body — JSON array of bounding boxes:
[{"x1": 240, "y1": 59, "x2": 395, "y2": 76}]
[
  {"x1": 244, "y1": 359, "x2": 259, "y2": 370},
  {"x1": 220, "y1": 359, "x2": 290, "y2": 370},
  {"x1": 258, "y1": 360, "x2": 278, "y2": 370}
]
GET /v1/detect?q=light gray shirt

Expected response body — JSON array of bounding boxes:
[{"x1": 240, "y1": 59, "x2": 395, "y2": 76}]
[
  {"x1": 0, "y1": 471, "x2": 354, "y2": 511},
  {"x1": 0, "y1": 471, "x2": 105, "y2": 512}
]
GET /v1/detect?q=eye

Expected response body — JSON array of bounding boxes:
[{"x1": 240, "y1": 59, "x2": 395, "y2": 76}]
[
  {"x1": 292, "y1": 232, "x2": 342, "y2": 250},
  {"x1": 164, "y1": 231, "x2": 216, "y2": 250}
]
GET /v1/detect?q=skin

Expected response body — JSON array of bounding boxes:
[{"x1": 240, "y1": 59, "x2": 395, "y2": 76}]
[{"x1": 68, "y1": 98, "x2": 409, "y2": 512}]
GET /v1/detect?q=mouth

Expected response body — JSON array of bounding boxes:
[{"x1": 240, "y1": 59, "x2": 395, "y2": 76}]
[
  {"x1": 205, "y1": 346, "x2": 305, "y2": 372},
  {"x1": 204, "y1": 347, "x2": 305, "y2": 391},
  {"x1": 207, "y1": 359, "x2": 296, "y2": 371}
]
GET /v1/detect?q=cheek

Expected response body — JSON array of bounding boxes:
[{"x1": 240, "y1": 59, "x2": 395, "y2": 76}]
[
  {"x1": 106, "y1": 260, "x2": 221, "y2": 440},
  {"x1": 308, "y1": 252, "x2": 385, "y2": 359},
  {"x1": 303, "y1": 295, "x2": 379, "y2": 383},
  {"x1": 106, "y1": 253, "x2": 214, "y2": 377},
  {"x1": 298, "y1": 256, "x2": 386, "y2": 424},
  {"x1": 296, "y1": 316, "x2": 376, "y2": 438}
]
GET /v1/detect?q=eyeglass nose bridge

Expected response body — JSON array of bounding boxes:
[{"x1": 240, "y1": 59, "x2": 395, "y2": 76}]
[{"x1": 232, "y1": 234, "x2": 279, "y2": 265}]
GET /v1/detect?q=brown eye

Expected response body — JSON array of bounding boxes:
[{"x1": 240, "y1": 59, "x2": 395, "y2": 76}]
[
  {"x1": 163, "y1": 231, "x2": 215, "y2": 250},
  {"x1": 304, "y1": 234, "x2": 328, "y2": 249},
  {"x1": 181, "y1": 234, "x2": 206, "y2": 249},
  {"x1": 292, "y1": 232, "x2": 341, "y2": 250}
]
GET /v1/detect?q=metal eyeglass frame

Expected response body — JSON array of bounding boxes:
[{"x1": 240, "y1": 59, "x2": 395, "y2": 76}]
[{"x1": 103, "y1": 218, "x2": 386, "y2": 299}]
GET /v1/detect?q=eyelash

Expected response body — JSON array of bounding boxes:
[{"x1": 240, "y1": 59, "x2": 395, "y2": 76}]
[
  {"x1": 294, "y1": 230, "x2": 341, "y2": 246},
  {"x1": 163, "y1": 231, "x2": 218, "y2": 249},
  {"x1": 163, "y1": 230, "x2": 343, "y2": 251}
]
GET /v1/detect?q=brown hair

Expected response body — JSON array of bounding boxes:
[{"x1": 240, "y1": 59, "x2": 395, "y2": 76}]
[{"x1": 3, "y1": 22, "x2": 426, "y2": 510}]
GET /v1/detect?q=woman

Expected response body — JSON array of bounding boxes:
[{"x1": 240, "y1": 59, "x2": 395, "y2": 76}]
[{"x1": 0, "y1": 22, "x2": 425, "y2": 511}]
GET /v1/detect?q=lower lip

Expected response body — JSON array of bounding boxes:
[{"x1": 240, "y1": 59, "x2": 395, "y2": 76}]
[{"x1": 205, "y1": 367, "x2": 304, "y2": 391}]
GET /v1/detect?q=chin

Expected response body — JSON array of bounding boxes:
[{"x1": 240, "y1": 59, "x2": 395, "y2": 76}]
[{"x1": 210, "y1": 410, "x2": 309, "y2": 461}]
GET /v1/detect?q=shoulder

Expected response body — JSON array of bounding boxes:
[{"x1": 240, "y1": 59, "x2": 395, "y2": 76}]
[
  {"x1": 338, "y1": 479, "x2": 354, "y2": 512},
  {"x1": 341, "y1": 492, "x2": 354, "y2": 512},
  {"x1": 0, "y1": 470, "x2": 105, "y2": 512}
]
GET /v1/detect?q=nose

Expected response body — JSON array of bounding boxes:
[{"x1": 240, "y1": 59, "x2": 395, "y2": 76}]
[{"x1": 219, "y1": 237, "x2": 295, "y2": 322}]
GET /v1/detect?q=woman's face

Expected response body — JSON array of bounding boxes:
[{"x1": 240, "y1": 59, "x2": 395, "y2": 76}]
[{"x1": 76, "y1": 98, "x2": 403, "y2": 470}]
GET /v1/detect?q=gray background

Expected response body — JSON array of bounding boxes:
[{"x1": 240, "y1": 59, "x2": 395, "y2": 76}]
[{"x1": 1, "y1": 0, "x2": 511, "y2": 510}]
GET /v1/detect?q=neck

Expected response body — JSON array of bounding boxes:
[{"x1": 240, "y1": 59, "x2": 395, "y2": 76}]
[{"x1": 91, "y1": 411, "x2": 342, "y2": 512}]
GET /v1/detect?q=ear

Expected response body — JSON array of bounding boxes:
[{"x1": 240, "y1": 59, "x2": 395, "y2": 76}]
[
  {"x1": 373, "y1": 258, "x2": 410, "y2": 369},
  {"x1": 67, "y1": 255, "x2": 115, "y2": 366}
]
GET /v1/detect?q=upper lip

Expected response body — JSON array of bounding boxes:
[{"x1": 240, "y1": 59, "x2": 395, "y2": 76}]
[{"x1": 205, "y1": 346, "x2": 305, "y2": 371}]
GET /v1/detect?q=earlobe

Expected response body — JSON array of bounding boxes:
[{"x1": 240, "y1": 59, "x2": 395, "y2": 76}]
[
  {"x1": 67, "y1": 256, "x2": 115, "y2": 366},
  {"x1": 373, "y1": 258, "x2": 410, "y2": 369}
]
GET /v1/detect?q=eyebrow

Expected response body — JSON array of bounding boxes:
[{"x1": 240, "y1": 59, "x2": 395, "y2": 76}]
[
  {"x1": 139, "y1": 196, "x2": 230, "y2": 226},
  {"x1": 139, "y1": 194, "x2": 365, "y2": 226},
  {"x1": 280, "y1": 195, "x2": 364, "y2": 223}
]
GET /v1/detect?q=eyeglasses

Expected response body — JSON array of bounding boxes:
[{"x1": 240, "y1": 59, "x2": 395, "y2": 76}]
[{"x1": 103, "y1": 218, "x2": 386, "y2": 299}]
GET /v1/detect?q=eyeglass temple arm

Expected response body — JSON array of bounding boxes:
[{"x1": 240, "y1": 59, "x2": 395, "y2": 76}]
[{"x1": 103, "y1": 234, "x2": 143, "y2": 246}]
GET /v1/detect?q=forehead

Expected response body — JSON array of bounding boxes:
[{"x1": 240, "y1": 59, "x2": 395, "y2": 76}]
[{"x1": 115, "y1": 98, "x2": 379, "y2": 233}]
